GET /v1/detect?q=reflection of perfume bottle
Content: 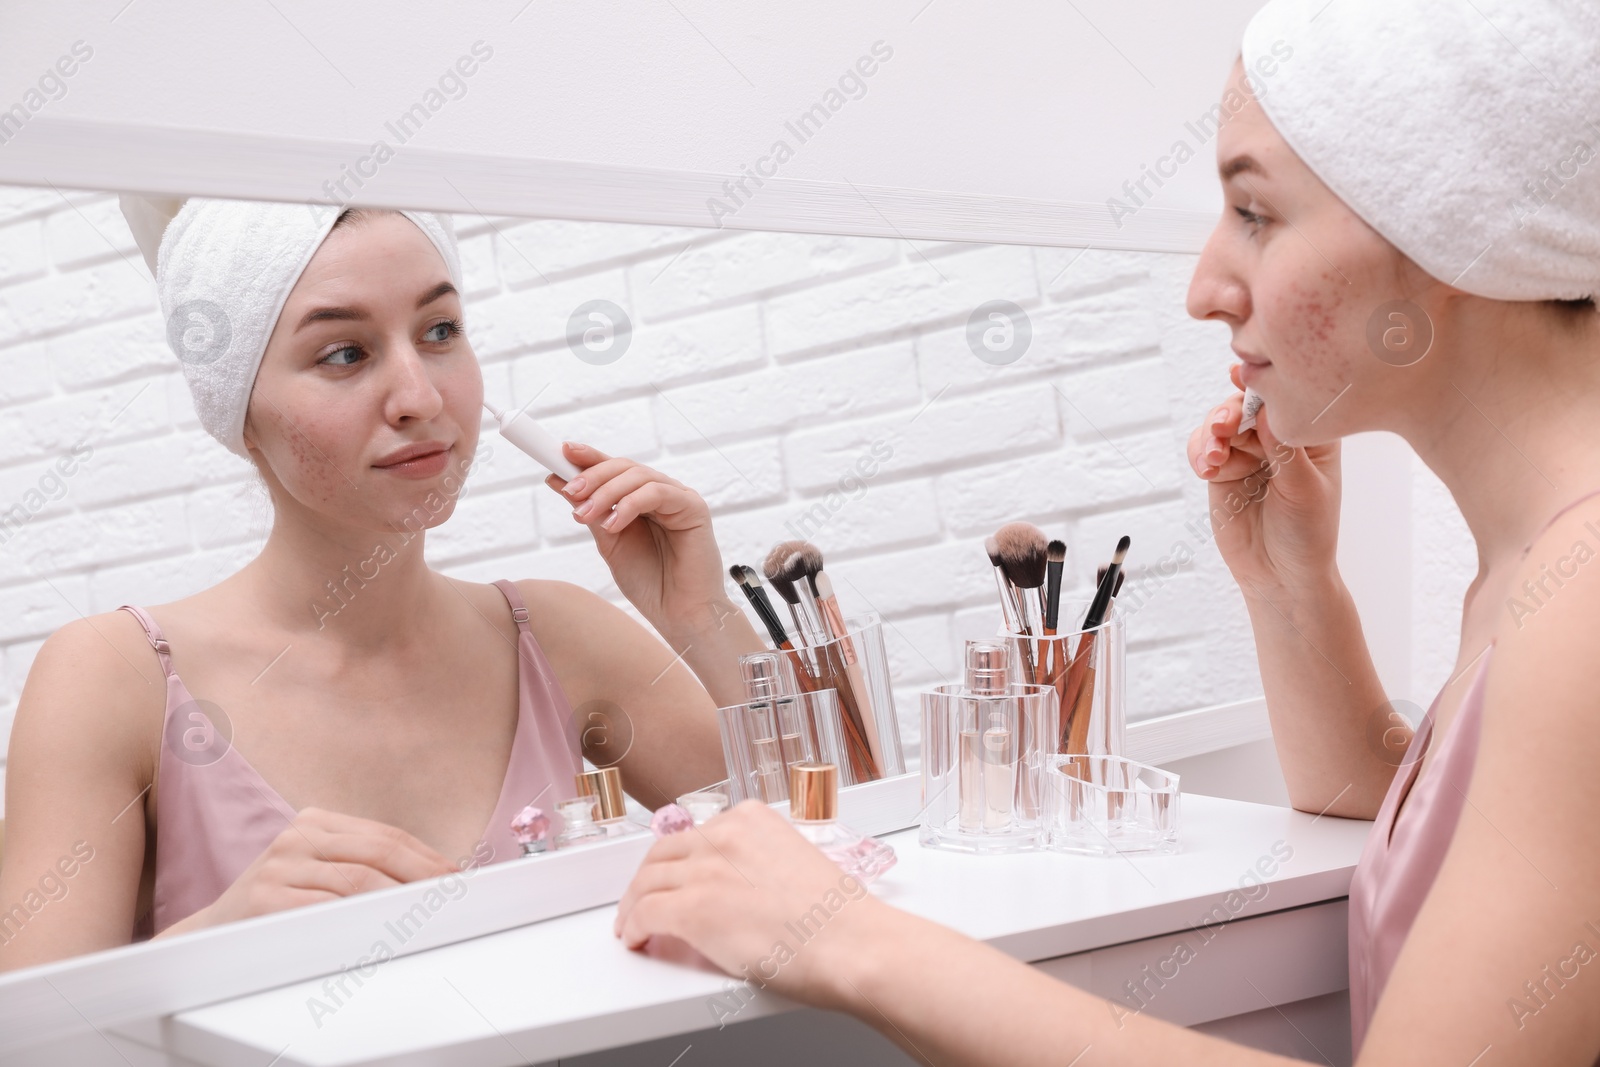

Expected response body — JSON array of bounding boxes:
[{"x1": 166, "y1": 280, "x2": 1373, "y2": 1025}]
[
  {"x1": 511, "y1": 804, "x2": 551, "y2": 856},
  {"x1": 676, "y1": 789, "x2": 730, "y2": 826},
  {"x1": 959, "y1": 642, "x2": 1011, "y2": 832},
  {"x1": 789, "y1": 762, "x2": 896, "y2": 885},
  {"x1": 555, "y1": 767, "x2": 645, "y2": 849},
  {"x1": 743, "y1": 653, "x2": 806, "y2": 768}
]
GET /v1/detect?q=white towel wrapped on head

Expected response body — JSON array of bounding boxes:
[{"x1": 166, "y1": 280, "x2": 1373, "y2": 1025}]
[
  {"x1": 1243, "y1": 0, "x2": 1600, "y2": 302},
  {"x1": 120, "y1": 195, "x2": 462, "y2": 458}
]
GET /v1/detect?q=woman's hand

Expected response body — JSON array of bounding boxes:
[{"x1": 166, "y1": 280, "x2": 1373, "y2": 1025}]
[
  {"x1": 1186, "y1": 364, "x2": 1344, "y2": 601},
  {"x1": 549, "y1": 443, "x2": 736, "y2": 637},
  {"x1": 614, "y1": 800, "x2": 890, "y2": 1014},
  {"x1": 160, "y1": 807, "x2": 458, "y2": 935}
]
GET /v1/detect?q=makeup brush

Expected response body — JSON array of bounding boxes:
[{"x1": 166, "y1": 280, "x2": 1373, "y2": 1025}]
[
  {"x1": 984, "y1": 535, "x2": 1026, "y2": 635},
  {"x1": 992, "y1": 522, "x2": 1049, "y2": 685},
  {"x1": 1061, "y1": 536, "x2": 1132, "y2": 754},
  {"x1": 764, "y1": 541, "x2": 826, "y2": 646},
  {"x1": 1042, "y1": 539, "x2": 1067, "y2": 684},
  {"x1": 731, "y1": 564, "x2": 792, "y2": 650},
  {"x1": 767, "y1": 542, "x2": 878, "y2": 783},
  {"x1": 1096, "y1": 564, "x2": 1126, "y2": 608}
]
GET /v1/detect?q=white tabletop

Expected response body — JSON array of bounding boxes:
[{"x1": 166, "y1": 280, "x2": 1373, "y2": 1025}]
[{"x1": 162, "y1": 795, "x2": 1371, "y2": 1067}]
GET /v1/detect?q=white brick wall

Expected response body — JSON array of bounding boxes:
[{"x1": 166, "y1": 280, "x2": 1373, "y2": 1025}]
[{"x1": 0, "y1": 185, "x2": 1478, "y2": 808}]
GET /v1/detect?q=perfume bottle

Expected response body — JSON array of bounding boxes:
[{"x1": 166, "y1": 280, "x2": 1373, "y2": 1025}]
[
  {"x1": 742, "y1": 653, "x2": 807, "y2": 798},
  {"x1": 554, "y1": 766, "x2": 646, "y2": 849},
  {"x1": 676, "y1": 789, "x2": 730, "y2": 826},
  {"x1": 510, "y1": 804, "x2": 551, "y2": 856},
  {"x1": 788, "y1": 762, "x2": 896, "y2": 885},
  {"x1": 959, "y1": 642, "x2": 1015, "y2": 831},
  {"x1": 919, "y1": 639, "x2": 1056, "y2": 855}
]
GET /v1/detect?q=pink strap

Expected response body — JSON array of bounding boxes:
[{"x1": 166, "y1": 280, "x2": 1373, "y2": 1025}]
[
  {"x1": 492, "y1": 579, "x2": 533, "y2": 632},
  {"x1": 117, "y1": 604, "x2": 176, "y2": 678}
]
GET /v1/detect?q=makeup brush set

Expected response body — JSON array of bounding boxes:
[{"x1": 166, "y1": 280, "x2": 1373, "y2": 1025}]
[{"x1": 728, "y1": 540, "x2": 905, "y2": 794}]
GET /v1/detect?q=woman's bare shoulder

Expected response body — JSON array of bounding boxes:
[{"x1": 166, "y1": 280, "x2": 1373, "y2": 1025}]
[{"x1": 9, "y1": 609, "x2": 167, "y2": 798}]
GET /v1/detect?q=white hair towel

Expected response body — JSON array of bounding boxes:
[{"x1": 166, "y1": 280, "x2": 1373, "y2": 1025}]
[
  {"x1": 119, "y1": 195, "x2": 462, "y2": 458},
  {"x1": 1242, "y1": 0, "x2": 1600, "y2": 302}
]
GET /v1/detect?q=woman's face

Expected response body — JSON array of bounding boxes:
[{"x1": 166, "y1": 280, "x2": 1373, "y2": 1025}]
[
  {"x1": 244, "y1": 211, "x2": 481, "y2": 535},
  {"x1": 1187, "y1": 60, "x2": 1438, "y2": 444}
]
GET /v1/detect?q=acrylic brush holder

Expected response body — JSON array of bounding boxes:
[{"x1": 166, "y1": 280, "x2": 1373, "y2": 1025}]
[
  {"x1": 1001, "y1": 597, "x2": 1125, "y2": 759},
  {"x1": 919, "y1": 680, "x2": 1058, "y2": 855},
  {"x1": 780, "y1": 614, "x2": 905, "y2": 786},
  {"x1": 716, "y1": 688, "x2": 845, "y2": 805}
]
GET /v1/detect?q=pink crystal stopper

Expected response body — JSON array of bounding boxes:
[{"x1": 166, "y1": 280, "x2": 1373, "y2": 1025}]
[
  {"x1": 511, "y1": 804, "x2": 551, "y2": 855},
  {"x1": 650, "y1": 803, "x2": 694, "y2": 837}
]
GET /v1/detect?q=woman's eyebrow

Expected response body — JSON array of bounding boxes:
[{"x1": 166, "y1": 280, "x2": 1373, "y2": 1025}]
[
  {"x1": 295, "y1": 281, "x2": 459, "y2": 333},
  {"x1": 1220, "y1": 153, "x2": 1267, "y2": 181}
]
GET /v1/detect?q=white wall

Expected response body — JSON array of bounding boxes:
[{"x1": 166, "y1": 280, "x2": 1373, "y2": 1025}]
[{"x1": 0, "y1": 184, "x2": 1478, "y2": 810}]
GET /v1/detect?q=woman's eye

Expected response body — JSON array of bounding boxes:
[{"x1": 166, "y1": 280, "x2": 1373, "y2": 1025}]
[
  {"x1": 1234, "y1": 205, "x2": 1267, "y2": 228},
  {"x1": 319, "y1": 345, "x2": 362, "y2": 367},
  {"x1": 424, "y1": 318, "x2": 463, "y2": 344}
]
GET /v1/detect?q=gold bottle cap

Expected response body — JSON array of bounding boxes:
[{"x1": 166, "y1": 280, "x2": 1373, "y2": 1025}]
[
  {"x1": 575, "y1": 766, "x2": 627, "y2": 821},
  {"x1": 789, "y1": 762, "x2": 838, "y2": 821}
]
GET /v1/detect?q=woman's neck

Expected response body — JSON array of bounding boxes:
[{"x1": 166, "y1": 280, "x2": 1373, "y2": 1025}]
[
  {"x1": 1402, "y1": 306, "x2": 1600, "y2": 583},
  {"x1": 238, "y1": 508, "x2": 450, "y2": 651}
]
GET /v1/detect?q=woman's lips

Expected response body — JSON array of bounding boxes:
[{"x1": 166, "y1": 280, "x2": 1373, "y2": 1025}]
[
  {"x1": 1239, "y1": 360, "x2": 1271, "y2": 386},
  {"x1": 373, "y1": 445, "x2": 451, "y2": 478}
]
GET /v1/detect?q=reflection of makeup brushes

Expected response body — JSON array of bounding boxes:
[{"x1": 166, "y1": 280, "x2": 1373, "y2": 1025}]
[
  {"x1": 764, "y1": 541, "x2": 825, "y2": 646},
  {"x1": 781, "y1": 543, "x2": 886, "y2": 777},
  {"x1": 993, "y1": 523, "x2": 1048, "y2": 684},
  {"x1": 732, "y1": 564, "x2": 791, "y2": 650},
  {"x1": 766, "y1": 543, "x2": 877, "y2": 782},
  {"x1": 1061, "y1": 536, "x2": 1131, "y2": 754}
]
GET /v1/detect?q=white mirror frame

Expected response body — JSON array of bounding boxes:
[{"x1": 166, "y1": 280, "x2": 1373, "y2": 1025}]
[{"x1": 0, "y1": 1, "x2": 1420, "y2": 1053}]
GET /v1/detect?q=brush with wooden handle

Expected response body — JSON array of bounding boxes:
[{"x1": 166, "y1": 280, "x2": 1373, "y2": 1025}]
[{"x1": 1060, "y1": 536, "x2": 1130, "y2": 755}]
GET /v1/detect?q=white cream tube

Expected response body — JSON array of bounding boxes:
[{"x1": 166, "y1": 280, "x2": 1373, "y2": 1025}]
[
  {"x1": 484, "y1": 400, "x2": 581, "y2": 481},
  {"x1": 1238, "y1": 387, "x2": 1265, "y2": 432}
]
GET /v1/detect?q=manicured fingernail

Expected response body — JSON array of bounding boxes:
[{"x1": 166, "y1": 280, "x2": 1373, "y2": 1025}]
[
  {"x1": 1201, "y1": 465, "x2": 1218, "y2": 478},
  {"x1": 1209, "y1": 406, "x2": 1228, "y2": 426},
  {"x1": 574, "y1": 502, "x2": 593, "y2": 519},
  {"x1": 1205, "y1": 445, "x2": 1226, "y2": 465},
  {"x1": 564, "y1": 476, "x2": 587, "y2": 496},
  {"x1": 600, "y1": 511, "x2": 618, "y2": 529}
]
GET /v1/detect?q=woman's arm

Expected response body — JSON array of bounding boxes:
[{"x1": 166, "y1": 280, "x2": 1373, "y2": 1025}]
[
  {"x1": 518, "y1": 580, "x2": 726, "y2": 807},
  {"x1": 0, "y1": 614, "x2": 160, "y2": 971},
  {"x1": 1191, "y1": 380, "x2": 1395, "y2": 818},
  {"x1": 548, "y1": 442, "x2": 767, "y2": 708},
  {"x1": 616, "y1": 523, "x2": 1600, "y2": 1067},
  {"x1": 614, "y1": 801, "x2": 1302, "y2": 1067}
]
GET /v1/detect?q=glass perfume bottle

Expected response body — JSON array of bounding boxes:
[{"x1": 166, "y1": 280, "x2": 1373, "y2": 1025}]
[
  {"x1": 554, "y1": 766, "x2": 646, "y2": 849},
  {"x1": 920, "y1": 639, "x2": 1056, "y2": 855},
  {"x1": 788, "y1": 762, "x2": 896, "y2": 885}
]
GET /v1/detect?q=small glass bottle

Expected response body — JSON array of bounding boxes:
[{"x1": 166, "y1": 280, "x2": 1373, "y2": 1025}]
[
  {"x1": 789, "y1": 762, "x2": 896, "y2": 885},
  {"x1": 510, "y1": 803, "x2": 551, "y2": 856},
  {"x1": 554, "y1": 766, "x2": 646, "y2": 849}
]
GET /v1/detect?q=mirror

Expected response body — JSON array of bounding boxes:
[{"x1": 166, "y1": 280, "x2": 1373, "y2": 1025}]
[{"x1": 0, "y1": 183, "x2": 1255, "y2": 985}]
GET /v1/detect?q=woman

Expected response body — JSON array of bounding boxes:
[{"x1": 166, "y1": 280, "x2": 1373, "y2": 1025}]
[
  {"x1": 613, "y1": 2, "x2": 1600, "y2": 1063},
  {"x1": 0, "y1": 198, "x2": 765, "y2": 969}
]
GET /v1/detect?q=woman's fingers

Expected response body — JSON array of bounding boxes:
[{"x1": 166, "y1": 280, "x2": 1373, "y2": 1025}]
[{"x1": 290, "y1": 808, "x2": 457, "y2": 882}]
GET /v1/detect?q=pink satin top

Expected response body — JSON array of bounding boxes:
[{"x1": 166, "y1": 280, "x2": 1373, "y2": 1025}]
[
  {"x1": 122, "y1": 579, "x2": 582, "y2": 939},
  {"x1": 1347, "y1": 488, "x2": 1600, "y2": 1053}
]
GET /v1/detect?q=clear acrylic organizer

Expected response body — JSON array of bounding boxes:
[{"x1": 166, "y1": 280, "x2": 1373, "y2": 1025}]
[
  {"x1": 716, "y1": 688, "x2": 845, "y2": 805},
  {"x1": 776, "y1": 614, "x2": 905, "y2": 786},
  {"x1": 1001, "y1": 598, "x2": 1126, "y2": 759},
  {"x1": 1043, "y1": 754, "x2": 1180, "y2": 856},
  {"x1": 919, "y1": 656, "x2": 1059, "y2": 855}
]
